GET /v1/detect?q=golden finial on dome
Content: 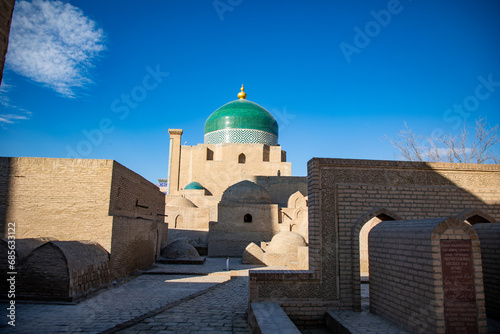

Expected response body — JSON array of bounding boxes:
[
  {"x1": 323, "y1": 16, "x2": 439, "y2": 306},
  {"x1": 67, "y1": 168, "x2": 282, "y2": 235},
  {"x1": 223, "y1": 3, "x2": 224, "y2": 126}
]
[{"x1": 237, "y1": 84, "x2": 247, "y2": 99}]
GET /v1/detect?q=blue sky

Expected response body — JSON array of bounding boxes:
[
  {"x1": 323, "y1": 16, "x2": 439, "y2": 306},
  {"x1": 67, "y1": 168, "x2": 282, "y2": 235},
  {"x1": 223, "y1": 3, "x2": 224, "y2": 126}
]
[{"x1": 1, "y1": 0, "x2": 499, "y2": 183}]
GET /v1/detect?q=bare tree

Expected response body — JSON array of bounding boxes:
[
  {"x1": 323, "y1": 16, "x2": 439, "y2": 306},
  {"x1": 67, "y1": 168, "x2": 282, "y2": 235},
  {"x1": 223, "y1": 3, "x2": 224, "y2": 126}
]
[{"x1": 386, "y1": 118, "x2": 499, "y2": 164}]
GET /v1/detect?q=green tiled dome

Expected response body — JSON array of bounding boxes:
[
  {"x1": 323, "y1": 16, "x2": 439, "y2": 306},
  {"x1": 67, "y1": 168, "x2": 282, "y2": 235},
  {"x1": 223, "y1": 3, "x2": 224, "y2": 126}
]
[
  {"x1": 204, "y1": 93, "x2": 279, "y2": 145},
  {"x1": 205, "y1": 99, "x2": 278, "y2": 136},
  {"x1": 184, "y1": 181, "x2": 203, "y2": 190}
]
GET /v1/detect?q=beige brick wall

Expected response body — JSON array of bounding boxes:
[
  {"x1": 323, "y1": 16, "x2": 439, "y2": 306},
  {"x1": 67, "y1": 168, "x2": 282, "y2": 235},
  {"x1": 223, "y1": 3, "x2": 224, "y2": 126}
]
[
  {"x1": 249, "y1": 158, "x2": 500, "y2": 326},
  {"x1": 0, "y1": 0, "x2": 15, "y2": 83},
  {"x1": 208, "y1": 203, "x2": 279, "y2": 257},
  {"x1": 110, "y1": 216, "x2": 167, "y2": 279},
  {"x1": 176, "y1": 143, "x2": 291, "y2": 199},
  {"x1": 1, "y1": 157, "x2": 115, "y2": 250},
  {"x1": 369, "y1": 218, "x2": 486, "y2": 334},
  {"x1": 252, "y1": 176, "x2": 307, "y2": 207},
  {"x1": 165, "y1": 203, "x2": 210, "y2": 230},
  {"x1": 1, "y1": 157, "x2": 168, "y2": 282},
  {"x1": 110, "y1": 161, "x2": 165, "y2": 222},
  {"x1": 17, "y1": 241, "x2": 111, "y2": 301}
]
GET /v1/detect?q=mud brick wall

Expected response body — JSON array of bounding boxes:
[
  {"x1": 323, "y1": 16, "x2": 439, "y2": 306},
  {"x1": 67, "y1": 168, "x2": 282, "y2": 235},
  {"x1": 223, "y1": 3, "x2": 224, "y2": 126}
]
[
  {"x1": 1, "y1": 157, "x2": 115, "y2": 250},
  {"x1": 108, "y1": 161, "x2": 167, "y2": 278},
  {"x1": 18, "y1": 241, "x2": 71, "y2": 300},
  {"x1": 369, "y1": 218, "x2": 486, "y2": 334},
  {"x1": 110, "y1": 216, "x2": 167, "y2": 279},
  {"x1": 249, "y1": 158, "x2": 500, "y2": 326},
  {"x1": 69, "y1": 260, "x2": 110, "y2": 299},
  {"x1": 18, "y1": 241, "x2": 111, "y2": 301},
  {"x1": 1, "y1": 157, "x2": 168, "y2": 282},
  {"x1": 109, "y1": 161, "x2": 165, "y2": 222},
  {"x1": 473, "y1": 222, "x2": 500, "y2": 320},
  {"x1": 0, "y1": 0, "x2": 15, "y2": 83}
]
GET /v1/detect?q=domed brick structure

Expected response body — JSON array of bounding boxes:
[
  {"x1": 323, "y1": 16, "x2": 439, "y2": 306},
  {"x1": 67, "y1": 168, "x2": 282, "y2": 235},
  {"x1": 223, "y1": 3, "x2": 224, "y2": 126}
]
[
  {"x1": 221, "y1": 180, "x2": 271, "y2": 204},
  {"x1": 160, "y1": 239, "x2": 205, "y2": 264},
  {"x1": 266, "y1": 231, "x2": 307, "y2": 254},
  {"x1": 208, "y1": 180, "x2": 280, "y2": 257},
  {"x1": 166, "y1": 85, "x2": 297, "y2": 200},
  {"x1": 165, "y1": 86, "x2": 307, "y2": 257},
  {"x1": 243, "y1": 232, "x2": 309, "y2": 268},
  {"x1": 161, "y1": 239, "x2": 200, "y2": 259},
  {"x1": 19, "y1": 241, "x2": 110, "y2": 301}
]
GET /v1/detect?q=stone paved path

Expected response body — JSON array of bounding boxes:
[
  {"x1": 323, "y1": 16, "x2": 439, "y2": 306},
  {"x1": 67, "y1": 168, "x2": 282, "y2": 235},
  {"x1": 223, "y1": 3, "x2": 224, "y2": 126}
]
[
  {"x1": 115, "y1": 277, "x2": 250, "y2": 334},
  {"x1": 0, "y1": 274, "x2": 229, "y2": 334}
]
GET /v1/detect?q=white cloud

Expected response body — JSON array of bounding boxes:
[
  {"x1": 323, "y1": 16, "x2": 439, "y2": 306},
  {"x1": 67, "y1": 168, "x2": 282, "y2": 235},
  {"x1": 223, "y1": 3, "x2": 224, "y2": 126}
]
[
  {"x1": 0, "y1": 79, "x2": 31, "y2": 125},
  {"x1": 6, "y1": 0, "x2": 106, "y2": 97},
  {"x1": 0, "y1": 113, "x2": 30, "y2": 124}
]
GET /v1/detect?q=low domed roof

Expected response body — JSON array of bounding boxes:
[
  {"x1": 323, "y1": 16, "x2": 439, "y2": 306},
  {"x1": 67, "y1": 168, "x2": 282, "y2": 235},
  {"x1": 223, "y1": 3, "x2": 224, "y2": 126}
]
[
  {"x1": 184, "y1": 181, "x2": 204, "y2": 190},
  {"x1": 221, "y1": 180, "x2": 271, "y2": 204},
  {"x1": 266, "y1": 232, "x2": 307, "y2": 254},
  {"x1": 167, "y1": 197, "x2": 197, "y2": 208},
  {"x1": 161, "y1": 240, "x2": 200, "y2": 259}
]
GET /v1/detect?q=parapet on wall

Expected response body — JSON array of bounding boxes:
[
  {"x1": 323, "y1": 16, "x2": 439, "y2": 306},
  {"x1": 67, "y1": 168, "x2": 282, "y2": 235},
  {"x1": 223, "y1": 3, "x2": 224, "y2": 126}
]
[{"x1": 249, "y1": 158, "x2": 500, "y2": 327}]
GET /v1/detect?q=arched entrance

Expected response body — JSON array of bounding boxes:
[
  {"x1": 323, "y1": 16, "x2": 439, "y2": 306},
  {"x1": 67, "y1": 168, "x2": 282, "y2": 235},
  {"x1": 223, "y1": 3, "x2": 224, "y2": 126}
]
[
  {"x1": 359, "y1": 213, "x2": 395, "y2": 280},
  {"x1": 351, "y1": 209, "x2": 401, "y2": 311},
  {"x1": 175, "y1": 215, "x2": 183, "y2": 228}
]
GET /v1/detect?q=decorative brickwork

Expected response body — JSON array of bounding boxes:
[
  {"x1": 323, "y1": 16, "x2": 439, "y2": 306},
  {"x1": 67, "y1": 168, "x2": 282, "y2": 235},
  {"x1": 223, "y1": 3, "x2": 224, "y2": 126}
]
[{"x1": 249, "y1": 158, "x2": 500, "y2": 326}]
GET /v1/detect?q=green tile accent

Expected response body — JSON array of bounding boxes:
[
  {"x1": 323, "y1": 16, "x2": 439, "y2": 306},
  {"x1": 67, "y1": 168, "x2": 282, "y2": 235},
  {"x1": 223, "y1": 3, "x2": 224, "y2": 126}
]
[
  {"x1": 184, "y1": 181, "x2": 204, "y2": 190},
  {"x1": 204, "y1": 99, "x2": 278, "y2": 136}
]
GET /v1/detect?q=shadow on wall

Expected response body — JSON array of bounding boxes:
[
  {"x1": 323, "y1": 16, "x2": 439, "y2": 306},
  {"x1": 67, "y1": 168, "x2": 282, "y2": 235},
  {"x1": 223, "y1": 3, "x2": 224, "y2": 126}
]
[
  {"x1": 0, "y1": 239, "x2": 111, "y2": 302},
  {"x1": 249, "y1": 158, "x2": 500, "y2": 327},
  {"x1": 167, "y1": 228, "x2": 208, "y2": 247},
  {"x1": 252, "y1": 176, "x2": 308, "y2": 207}
]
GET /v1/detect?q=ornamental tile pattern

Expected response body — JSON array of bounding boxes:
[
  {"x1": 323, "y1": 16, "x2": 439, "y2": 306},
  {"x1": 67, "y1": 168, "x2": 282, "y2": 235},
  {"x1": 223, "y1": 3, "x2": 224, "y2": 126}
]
[{"x1": 204, "y1": 128, "x2": 278, "y2": 145}]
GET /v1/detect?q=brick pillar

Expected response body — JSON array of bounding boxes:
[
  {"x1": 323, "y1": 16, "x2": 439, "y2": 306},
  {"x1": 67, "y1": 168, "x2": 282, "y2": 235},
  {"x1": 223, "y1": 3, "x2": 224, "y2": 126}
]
[{"x1": 167, "y1": 129, "x2": 183, "y2": 195}]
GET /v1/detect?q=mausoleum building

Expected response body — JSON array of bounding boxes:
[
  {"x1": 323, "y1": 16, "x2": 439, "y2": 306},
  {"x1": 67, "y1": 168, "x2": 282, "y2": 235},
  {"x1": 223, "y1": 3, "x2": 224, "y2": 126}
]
[{"x1": 164, "y1": 86, "x2": 308, "y2": 257}]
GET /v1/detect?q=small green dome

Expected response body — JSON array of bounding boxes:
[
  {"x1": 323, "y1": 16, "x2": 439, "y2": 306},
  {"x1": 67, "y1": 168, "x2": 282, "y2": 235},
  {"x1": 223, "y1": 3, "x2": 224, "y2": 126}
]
[
  {"x1": 204, "y1": 99, "x2": 279, "y2": 145},
  {"x1": 184, "y1": 181, "x2": 204, "y2": 190}
]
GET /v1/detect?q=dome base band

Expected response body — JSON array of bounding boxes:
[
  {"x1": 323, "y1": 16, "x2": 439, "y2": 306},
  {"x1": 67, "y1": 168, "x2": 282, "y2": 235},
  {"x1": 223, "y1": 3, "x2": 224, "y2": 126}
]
[{"x1": 204, "y1": 128, "x2": 278, "y2": 145}]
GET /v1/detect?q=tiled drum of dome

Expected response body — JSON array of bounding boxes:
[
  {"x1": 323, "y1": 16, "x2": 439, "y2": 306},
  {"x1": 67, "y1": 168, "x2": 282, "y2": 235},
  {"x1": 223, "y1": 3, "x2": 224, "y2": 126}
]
[{"x1": 204, "y1": 128, "x2": 278, "y2": 145}]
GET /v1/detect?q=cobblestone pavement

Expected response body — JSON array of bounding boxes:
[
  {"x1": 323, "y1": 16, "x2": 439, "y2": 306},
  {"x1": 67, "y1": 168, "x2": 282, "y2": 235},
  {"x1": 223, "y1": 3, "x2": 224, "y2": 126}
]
[
  {"x1": 116, "y1": 277, "x2": 250, "y2": 334},
  {"x1": 0, "y1": 274, "x2": 229, "y2": 334}
]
